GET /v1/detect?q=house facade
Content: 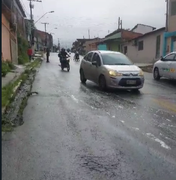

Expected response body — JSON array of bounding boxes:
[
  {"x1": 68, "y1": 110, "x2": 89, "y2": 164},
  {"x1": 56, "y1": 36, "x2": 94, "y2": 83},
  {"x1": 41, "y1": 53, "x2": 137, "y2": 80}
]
[
  {"x1": 12, "y1": 0, "x2": 26, "y2": 38},
  {"x1": 163, "y1": 0, "x2": 176, "y2": 55},
  {"x1": 122, "y1": 27, "x2": 165, "y2": 63},
  {"x1": 2, "y1": 6, "x2": 11, "y2": 62},
  {"x1": 34, "y1": 30, "x2": 53, "y2": 50},
  {"x1": 2, "y1": 0, "x2": 26, "y2": 64},
  {"x1": 97, "y1": 29, "x2": 142, "y2": 52},
  {"x1": 83, "y1": 38, "x2": 100, "y2": 53},
  {"x1": 72, "y1": 38, "x2": 100, "y2": 55}
]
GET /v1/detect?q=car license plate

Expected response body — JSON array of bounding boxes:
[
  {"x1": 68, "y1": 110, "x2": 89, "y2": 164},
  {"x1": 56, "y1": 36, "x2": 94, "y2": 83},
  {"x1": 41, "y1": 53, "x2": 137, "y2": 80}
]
[{"x1": 126, "y1": 80, "x2": 136, "y2": 85}]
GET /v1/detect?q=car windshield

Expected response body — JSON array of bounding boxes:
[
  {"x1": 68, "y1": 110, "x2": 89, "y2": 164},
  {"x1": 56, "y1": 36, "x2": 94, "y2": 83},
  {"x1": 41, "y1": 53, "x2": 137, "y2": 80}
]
[{"x1": 101, "y1": 53, "x2": 133, "y2": 65}]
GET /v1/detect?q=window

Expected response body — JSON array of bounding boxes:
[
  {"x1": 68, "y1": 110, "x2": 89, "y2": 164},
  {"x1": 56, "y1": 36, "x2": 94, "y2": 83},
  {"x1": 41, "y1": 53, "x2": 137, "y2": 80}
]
[
  {"x1": 92, "y1": 53, "x2": 101, "y2": 66},
  {"x1": 138, "y1": 41, "x2": 143, "y2": 51},
  {"x1": 124, "y1": 46, "x2": 127, "y2": 54},
  {"x1": 101, "y1": 53, "x2": 133, "y2": 65},
  {"x1": 87, "y1": 52, "x2": 93, "y2": 62},
  {"x1": 164, "y1": 53, "x2": 176, "y2": 61},
  {"x1": 174, "y1": 55, "x2": 176, "y2": 61},
  {"x1": 171, "y1": 1, "x2": 176, "y2": 16},
  {"x1": 84, "y1": 54, "x2": 88, "y2": 60}
]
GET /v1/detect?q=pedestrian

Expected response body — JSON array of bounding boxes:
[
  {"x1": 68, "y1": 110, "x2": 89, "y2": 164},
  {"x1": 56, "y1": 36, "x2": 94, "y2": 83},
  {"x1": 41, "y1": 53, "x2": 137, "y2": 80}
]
[
  {"x1": 46, "y1": 48, "x2": 50, "y2": 63},
  {"x1": 27, "y1": 46, "x2": 32, "y2": 61}
]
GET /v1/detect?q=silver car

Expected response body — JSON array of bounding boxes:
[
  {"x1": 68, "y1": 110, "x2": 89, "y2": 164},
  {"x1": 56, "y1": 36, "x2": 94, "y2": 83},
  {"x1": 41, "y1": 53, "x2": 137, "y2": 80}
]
[
  {"x1": 153, "y1": 51, "x2": 176, "y2": 80},
  {"x1": 79, "y1": 50, "x2": 145, "y2": 91}
]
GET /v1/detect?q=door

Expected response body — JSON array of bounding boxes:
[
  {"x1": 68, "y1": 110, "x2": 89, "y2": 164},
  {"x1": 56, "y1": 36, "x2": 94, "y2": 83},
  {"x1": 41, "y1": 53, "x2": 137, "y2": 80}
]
[
  {"x1": 81, "y1": 53, "x2": 88, "y2": 73},
  {"x1": 168, "y1": 54, "x2": 176, "y2": 79},
  {"x1": 173, "y1": 40, "x2": 176, "y2": 52},
  {"x1": 83, "y1": 52, "x2": 94, "y2": 80},
  {"x1": 91, "y1": 53, "x2": 102, "y2": 83},
  {"x1": 161, "y1": 53, "x2": 176, "y2": 78}
]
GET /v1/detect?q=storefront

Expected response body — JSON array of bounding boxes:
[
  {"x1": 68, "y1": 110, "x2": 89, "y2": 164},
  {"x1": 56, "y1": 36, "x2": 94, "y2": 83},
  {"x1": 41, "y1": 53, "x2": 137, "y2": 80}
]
[{"x1": 163, "y1": 31, "x2": 176, "y2": 56}]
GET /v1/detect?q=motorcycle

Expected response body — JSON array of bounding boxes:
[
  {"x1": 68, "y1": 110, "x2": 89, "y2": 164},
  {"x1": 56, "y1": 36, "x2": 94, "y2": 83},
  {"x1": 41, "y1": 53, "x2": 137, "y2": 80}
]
[
  {"x1": 74, "y1": 54, "x2": 80, "y2": 62},
  {"x1": 61, "y1": 57, "x2": 70, "y2": 72}
]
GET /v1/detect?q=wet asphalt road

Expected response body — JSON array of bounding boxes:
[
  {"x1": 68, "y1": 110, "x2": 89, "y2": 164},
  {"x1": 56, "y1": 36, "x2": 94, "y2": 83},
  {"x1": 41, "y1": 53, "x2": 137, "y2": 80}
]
[{"x1": 2, "y1": 53, "x2": 176, "y2": 180}]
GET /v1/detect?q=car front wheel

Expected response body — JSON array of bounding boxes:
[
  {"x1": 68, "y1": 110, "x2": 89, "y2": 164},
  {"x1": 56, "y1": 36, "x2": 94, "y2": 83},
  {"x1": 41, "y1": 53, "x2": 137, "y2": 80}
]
[
  {"x1": 99, "y1": 75, "x2": 107, "y2": 91},
  {"x1": 80, "y1": 69, "x2": 87, "y2": 83},
  {"x1": 153, "y1": 67, "x2": 160, "y2": 80}
]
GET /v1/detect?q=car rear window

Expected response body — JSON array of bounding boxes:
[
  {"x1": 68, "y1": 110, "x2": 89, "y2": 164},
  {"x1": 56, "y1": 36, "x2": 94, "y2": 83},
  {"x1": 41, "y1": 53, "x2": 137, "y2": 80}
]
[{"x1": 101, "y1": 53, "x2": 133, "y2": 65}]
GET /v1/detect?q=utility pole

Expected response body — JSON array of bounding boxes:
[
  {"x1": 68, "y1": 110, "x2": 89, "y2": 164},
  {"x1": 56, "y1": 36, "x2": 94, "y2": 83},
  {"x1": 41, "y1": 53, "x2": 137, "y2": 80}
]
[
  {"x1": 118, "y1": 17, "x2": 122, "y2": 29},
  {"x1": 28, "y1": 0, "x2": 42, "y2": 53},
  {"x1": 58, "y1": 38, "x2": 60, "y2": 51},
  {"x1": 88, "y1": 29, "x2": 90, "y2": 39},
  {"x1": 41, "y1": 22, "x2": 49, "y2": 47}
]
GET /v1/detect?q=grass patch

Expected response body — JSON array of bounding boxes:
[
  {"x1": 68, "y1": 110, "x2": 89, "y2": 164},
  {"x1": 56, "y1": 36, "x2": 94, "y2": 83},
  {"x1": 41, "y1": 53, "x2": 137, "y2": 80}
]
[
  {"x1": 26, "y1": 58, "x2": 42, "y2": 69},
  {"x1": 1, "y1": 73, "x2": 28, "y2": 107},
  {"x1": 2, "y1": 59, "x2": 41, "y2": 107},
  {"x1": 1, "y1": 61, "x2": 16, "y2": 77},
  {"x1": 2, "y1": 59, "x2": 42, "y2": 132},
  {"x1": 2, "y1": 122, "x2": 14, "y2": 132}
]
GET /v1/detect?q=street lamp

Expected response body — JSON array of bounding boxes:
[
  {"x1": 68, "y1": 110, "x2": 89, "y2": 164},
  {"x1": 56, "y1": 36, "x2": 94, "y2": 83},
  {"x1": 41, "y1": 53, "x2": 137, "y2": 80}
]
[{"x1": 34, "y1": 11, "x2": 54, "y2": 25}]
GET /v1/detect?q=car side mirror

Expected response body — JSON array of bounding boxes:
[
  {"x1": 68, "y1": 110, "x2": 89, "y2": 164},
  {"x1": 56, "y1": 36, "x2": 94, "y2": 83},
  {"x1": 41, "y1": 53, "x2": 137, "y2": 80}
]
[
  {"x1": 161, "y1": 56, "x2": 164, "y2": 61},
  {"x1": 92, "y1": 61, "x2": 97, "y2": 66}
]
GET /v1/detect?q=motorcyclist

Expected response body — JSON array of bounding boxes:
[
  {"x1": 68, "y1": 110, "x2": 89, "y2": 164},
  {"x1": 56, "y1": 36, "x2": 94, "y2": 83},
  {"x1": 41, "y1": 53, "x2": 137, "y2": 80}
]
[
  {"x1": 74, "y1": 51, "x2": 79, "y2": 60},
  {"x1": 58, "y1": 48, "x2": 70, "y2": 65}
]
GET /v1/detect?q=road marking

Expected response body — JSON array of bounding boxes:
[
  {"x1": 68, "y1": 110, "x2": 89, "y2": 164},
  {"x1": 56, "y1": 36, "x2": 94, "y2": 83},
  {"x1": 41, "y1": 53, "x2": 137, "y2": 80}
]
[{"x1": 153, "y1": 98, "x2": 176, "y2": 114}]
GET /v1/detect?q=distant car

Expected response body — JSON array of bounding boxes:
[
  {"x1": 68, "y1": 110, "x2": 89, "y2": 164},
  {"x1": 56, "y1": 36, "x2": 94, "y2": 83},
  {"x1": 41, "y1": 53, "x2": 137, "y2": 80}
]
[
  {"x1": 153, "y1": 51, "x2": 176, "y2": 80},
  {"x1": 79, "y1": 50, "x2": 145, "y2": 91}
]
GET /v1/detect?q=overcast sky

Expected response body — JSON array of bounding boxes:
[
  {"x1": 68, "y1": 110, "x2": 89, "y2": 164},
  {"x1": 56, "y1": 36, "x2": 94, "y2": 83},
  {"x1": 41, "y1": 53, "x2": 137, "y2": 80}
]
[{"x1": 21, "y1": 0, "x2": 166, "y2": 47}]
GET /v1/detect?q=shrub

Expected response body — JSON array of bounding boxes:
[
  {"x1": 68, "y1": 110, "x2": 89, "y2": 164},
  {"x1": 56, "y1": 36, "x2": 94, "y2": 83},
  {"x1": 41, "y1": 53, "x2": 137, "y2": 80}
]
[
  {"x1": 7, "y1": 61, "x2": 16, "y2": 70},
  {"x1": 2, "y1": 61, "x2": 10, "y2": 77},
  {"x1": 18, "y1": 35, "x2": 29, "y2": 64}
]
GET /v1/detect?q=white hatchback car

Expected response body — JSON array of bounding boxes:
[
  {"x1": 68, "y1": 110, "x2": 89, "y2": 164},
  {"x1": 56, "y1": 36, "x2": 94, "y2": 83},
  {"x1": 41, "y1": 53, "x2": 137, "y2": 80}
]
[
  {"x1": 153, "y1": 52, "x2": 176, "y2": 80},
  {"x1": 79, "y1": 50, "x2": 145, "y2": 91}
]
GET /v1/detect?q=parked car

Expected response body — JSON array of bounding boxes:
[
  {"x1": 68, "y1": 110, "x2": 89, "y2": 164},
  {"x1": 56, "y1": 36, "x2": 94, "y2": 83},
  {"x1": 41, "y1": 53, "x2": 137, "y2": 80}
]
[
  {"x1": 153, "y1": 51, "x2": 176, "y2": 80},
  {"x1": 79, "y1": 50, "x2": 145, "y2": 91}
]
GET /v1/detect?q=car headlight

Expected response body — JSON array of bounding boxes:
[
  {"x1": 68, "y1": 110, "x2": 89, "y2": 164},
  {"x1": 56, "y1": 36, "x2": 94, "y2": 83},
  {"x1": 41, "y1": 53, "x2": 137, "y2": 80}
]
[
  {"x1": 139, "y1": 70, "x2": 144, "y2": 76},
  {"x1": 109, "y1": 70, "x2": 122, "y2": 77}
]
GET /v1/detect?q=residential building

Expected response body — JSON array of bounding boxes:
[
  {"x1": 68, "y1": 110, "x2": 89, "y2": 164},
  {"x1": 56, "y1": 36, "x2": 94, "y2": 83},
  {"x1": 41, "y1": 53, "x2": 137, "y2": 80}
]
[
  {"x1": 131, "y1": 24, "x2": 156, "y2": 34},
  {"x1": 2, "y1": 0, "x2": 26, "y2": 64},
  {"x1": 163, "y1": 0, "x2": 176, "y2": 55},
  {"x1": 97, "y1": 29, "x2": 142, "y2": 52},
  {"x1": 12, "y1": 0, "x2": 27, "y2": 38},
  {"x1": 72, "y1": 38, "x2": 100, "y2": 55},
  {"x1": 83, "y1": 38, "x2": 101, "y2": 53},
  {"x1": 34, "y1": 29, "x2": 53, "y2": 50},
  {"x1": 2, "y1": 3, "x2": 12, "y2": 62},
  {"x1": 122, "y1": 27, "x2": 165, "y2": 63}
]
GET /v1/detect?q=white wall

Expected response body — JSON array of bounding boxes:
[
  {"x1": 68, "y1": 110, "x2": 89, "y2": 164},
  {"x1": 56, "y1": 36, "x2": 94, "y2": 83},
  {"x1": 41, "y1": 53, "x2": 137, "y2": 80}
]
[
  {"x1": 132, "y1": 24, "x2": 154, "y2": 34},
  {"x1": 122, "y1": 30, "x2": 164, "y2": 63}
]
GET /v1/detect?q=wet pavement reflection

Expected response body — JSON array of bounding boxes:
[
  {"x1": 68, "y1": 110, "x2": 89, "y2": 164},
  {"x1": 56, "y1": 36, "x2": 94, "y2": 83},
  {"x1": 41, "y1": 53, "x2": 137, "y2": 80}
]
[{"x1": 2, "y1": 53, "x2": 176, "y2": 180}]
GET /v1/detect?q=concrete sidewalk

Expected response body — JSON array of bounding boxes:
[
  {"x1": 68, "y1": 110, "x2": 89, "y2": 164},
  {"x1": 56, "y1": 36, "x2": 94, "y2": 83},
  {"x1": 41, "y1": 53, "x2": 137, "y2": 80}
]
[{"x1": 2, "y1": 65, "x2": 25, "y2": 88}]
